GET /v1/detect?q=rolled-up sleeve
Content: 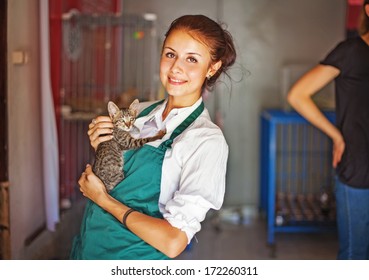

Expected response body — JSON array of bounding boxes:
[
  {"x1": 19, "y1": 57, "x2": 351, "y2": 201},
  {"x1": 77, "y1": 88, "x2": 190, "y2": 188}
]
[{"x1": 163, "y1": 129, "x2": 228, "y2": 243}]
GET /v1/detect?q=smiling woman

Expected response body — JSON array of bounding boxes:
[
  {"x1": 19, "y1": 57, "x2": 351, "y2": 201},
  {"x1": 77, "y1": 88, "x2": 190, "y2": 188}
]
[{"x1": 71, "y1": 14, "x2": 237, "y2": 260}]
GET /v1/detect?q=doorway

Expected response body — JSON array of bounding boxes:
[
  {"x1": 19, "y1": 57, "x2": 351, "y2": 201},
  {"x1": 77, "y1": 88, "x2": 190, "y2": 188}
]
[{"x1": 0, "y1": 0, "x2": 10, "y2": 260}]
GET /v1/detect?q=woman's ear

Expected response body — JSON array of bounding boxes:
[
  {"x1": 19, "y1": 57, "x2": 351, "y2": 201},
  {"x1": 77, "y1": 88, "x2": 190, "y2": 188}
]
[{"x1": 207, "y1": 60, "x2": 222, "y2": 77}]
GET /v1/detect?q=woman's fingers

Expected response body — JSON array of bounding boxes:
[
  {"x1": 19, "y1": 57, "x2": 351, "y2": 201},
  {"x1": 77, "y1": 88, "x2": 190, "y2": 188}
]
[
  {"x1": 90, "y1": 116, "x2": 112, "y2": 126},
  {"x1": 89, "y1": 127, "x2": 113, "y2": 140},
  {"x1": 88, "y1": 116, "x2": 114, "y2": 150},
  {"x1": 85, "y1": 164, "x2": 92, "y2": 174},
  {"x1": 89, "y1": 116, "x2": 113, "y2": 131},
  {"x1": 332, "y1": 140, "x2": 345, "y2": 168},
  {"x1": 90, "y1": 134, "x2": 113, "y2": 150},
  {"x1": 78, "y1": 171, "x2": 86, "y2": 194},
  {"x1": 88, "y1": 119, "x2": 113, "y2": 135}
]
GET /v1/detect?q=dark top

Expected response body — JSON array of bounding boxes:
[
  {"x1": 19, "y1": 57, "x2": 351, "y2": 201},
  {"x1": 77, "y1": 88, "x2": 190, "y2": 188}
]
[{"x1": 320, "y1": 36, "x2": 369, "y2": 188}]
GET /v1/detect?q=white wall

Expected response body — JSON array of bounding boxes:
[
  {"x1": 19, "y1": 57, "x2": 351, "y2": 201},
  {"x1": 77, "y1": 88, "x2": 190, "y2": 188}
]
[
  {"x1": 122, "y1": 0, "x2": 346, "y2": 207},
  {"x1": 8, "y1": 0, "x2": 45, "y2": 259}
]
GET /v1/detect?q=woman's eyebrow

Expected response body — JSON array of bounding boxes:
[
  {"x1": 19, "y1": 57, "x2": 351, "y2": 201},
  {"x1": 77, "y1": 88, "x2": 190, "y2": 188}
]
[{"x1": 163, "y1": 46, "x2": 202, "y2": 57}]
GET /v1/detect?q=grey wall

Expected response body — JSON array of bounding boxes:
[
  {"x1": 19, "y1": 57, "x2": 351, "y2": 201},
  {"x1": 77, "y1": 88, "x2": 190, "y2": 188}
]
[
  {"x1": 8, "y1": 0, "x2": 45, "y2": 259},
  {"x1": 122, "y1": 0, "x2": 346, "y2": 207}
]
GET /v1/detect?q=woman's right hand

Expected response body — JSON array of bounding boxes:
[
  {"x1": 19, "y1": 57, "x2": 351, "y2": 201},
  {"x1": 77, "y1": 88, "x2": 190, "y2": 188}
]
[{"x1": 88, "y1": 116, "x2": 114, "y2": 150}]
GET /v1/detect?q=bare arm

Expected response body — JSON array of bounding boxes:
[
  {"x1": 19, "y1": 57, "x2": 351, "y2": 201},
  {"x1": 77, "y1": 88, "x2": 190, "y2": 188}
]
[
  {"x1": 287, "y1": 64, "x2": 344, "y2": 167},
  {"x1": 78, "y1": 165, "x2": 188, "y2": 258}
]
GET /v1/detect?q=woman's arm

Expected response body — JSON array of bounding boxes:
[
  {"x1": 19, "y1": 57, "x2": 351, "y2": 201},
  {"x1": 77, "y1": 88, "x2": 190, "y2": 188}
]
[
  {"x1": 78, "y1": 165, "x2": 188, "y2": 258},
  {"x1": 287, "y1": 64, "x2": 344, "y2": 168}
]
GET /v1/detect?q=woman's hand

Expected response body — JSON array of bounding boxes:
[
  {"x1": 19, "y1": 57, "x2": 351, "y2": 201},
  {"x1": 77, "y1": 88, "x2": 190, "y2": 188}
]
[
  {"x1": 88, "y1": 116, "x2": 114, "y2": 150},
  {"x1": 78, "y1": 164, "x2": 108, "y2": 205},
  {"x1": 332, "y1": 134, "x2": 345, "y2": 168}
]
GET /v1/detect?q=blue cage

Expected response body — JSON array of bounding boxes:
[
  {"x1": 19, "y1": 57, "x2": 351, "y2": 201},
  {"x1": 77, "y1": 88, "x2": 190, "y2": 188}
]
[{"x1": 260, "y1": 109, "x2": 336, "y2": 246}]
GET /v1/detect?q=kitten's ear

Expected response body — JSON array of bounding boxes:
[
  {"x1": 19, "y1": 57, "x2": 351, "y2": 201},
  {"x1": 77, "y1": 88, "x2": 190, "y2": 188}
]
[
  {"x1": 108, "y1": 101, "x2": 120, "y2": 119},
  {"x1": 129, "y1": 99, "x2": 140, "y2": 115}
]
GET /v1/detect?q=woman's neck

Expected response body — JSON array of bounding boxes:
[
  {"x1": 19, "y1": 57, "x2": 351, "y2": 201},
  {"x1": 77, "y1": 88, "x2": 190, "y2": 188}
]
[{"x1": 162, "y1": 96, "x2": 200, "y2": 120}]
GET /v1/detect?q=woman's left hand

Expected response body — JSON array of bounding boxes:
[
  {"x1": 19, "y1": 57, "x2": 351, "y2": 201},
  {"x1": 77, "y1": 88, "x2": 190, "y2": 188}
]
[
  {"x1": 78, "y1": 164, "x2": 108, "y2": 204},
  {"x1": 332, "y1": 134, "x2": 345, "y2": 168}
]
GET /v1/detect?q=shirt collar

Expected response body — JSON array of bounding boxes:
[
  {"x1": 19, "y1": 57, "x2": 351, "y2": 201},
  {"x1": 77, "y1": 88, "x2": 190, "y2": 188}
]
[{"x1": 134, "y1": 97, "x2": 203, "y2": 134}]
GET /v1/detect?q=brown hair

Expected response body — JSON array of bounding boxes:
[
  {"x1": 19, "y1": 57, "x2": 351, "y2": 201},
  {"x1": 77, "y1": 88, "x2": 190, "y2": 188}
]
[
  {"x1": 164, "y1": 15, "x2": 237, "y2": 90},
  {"x1": 358, "y1": 1, "x2": 369, "y2": 35}
]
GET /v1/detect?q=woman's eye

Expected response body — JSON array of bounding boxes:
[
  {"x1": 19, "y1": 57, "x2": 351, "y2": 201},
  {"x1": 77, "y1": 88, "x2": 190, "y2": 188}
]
[
  {"x1": 188, "y1": 57, "x2": 197, "y2": 63},
  {"x1": 165, "y1": 52, "x2": 175, "y2": 58}
]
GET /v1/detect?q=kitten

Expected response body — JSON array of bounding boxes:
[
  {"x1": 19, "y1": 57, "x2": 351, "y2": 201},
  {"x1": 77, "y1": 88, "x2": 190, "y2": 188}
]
[{"x1": 92, "y1": 99, "x2": 165, "y2": 192}]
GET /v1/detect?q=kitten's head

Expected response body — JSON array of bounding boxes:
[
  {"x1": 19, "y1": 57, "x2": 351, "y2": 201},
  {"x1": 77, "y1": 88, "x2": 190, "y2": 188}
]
[{"x1": 108, "y1": 99, "x2": 140, "y2": 131}]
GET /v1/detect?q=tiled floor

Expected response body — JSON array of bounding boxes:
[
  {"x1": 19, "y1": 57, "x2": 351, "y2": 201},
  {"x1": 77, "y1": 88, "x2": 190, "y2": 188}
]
[{"x1": 176, "y1": 209, "x2": 338, "y2": 260}]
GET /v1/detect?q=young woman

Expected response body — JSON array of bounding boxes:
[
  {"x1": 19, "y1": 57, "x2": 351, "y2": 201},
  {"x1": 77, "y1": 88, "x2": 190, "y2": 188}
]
[
  {"x1": 70, "y1": 14, "x2": 237, "y2": 259},
  {"x1": 287, "y1": 1, "x2": 369, "y2": 259}
]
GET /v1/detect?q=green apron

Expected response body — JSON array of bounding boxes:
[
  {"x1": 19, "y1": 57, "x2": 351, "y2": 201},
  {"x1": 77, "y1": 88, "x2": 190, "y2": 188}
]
[{"x1": 70, "y1": 100, "x2": 204, "y2": 260}]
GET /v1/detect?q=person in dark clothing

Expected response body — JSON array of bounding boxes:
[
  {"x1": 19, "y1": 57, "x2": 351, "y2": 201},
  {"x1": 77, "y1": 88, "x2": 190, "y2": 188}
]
[{"x1": 287, "y1": 1, "x2": 369, "y2": 259}]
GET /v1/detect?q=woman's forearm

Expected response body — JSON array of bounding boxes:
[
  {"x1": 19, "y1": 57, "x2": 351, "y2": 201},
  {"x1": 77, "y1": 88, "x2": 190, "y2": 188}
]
[
  {"x1": 97, "y1": 194, "x2": 188, "y2": 258},
  {"x1": 288, "y1": 93, "x2": 342, "y2": 142},
  {"x1": 287, "y1": 64, "x2": 342, "y2": 142}
]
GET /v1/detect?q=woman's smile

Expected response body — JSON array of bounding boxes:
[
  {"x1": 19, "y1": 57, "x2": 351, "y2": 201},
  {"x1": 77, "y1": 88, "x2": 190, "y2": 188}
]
[{"x1": 168, "y1": 76, "x2": 187, "y2": 85}]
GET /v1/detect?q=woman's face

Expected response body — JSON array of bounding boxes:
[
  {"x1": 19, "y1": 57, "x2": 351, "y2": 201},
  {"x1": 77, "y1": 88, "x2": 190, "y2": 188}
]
[{"x1": 160, "y1": 29, "x2": 213, "y2": 105}]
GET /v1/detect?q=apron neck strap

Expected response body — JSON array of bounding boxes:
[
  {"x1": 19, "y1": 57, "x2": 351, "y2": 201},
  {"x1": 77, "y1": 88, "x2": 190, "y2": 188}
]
[
  {"x1": 137, "y1": 99, "x2": 165, "y2": 118},
  {"x1": 169, "y1": 101, "x2": 204, "y2": 141},
  {"x1": 137, "y1": 99, "x2": 205, "y2": 150},
  {"x1": 159, "y1": 101, "x2": 205, "y2": 150}
]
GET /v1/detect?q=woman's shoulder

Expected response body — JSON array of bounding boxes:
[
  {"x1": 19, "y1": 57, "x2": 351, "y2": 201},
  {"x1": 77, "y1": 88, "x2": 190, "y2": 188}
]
[
  {"x1": 185, "y1": 109, "x2": 227, "y2": 141},
  {"x1": 321, "y1": 37, "x2": 362, "y2": 67},
  {"x1": 334, "y1": 36, "x2": 364, "y2": 51}
]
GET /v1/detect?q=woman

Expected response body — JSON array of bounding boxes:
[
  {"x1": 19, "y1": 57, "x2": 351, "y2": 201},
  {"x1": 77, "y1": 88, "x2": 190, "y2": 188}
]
[
  {"x1": 70, "y1": 14, "x2": 237, "y2": 259},
  {"x1": 287, "y1": 1, "x2": 369, "y2": 259}
]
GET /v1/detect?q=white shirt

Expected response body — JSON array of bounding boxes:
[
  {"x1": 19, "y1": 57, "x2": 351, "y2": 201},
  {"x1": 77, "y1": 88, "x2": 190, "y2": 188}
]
[{"x1": 131, "y1": 97, "x2": 228, "y2": 243}]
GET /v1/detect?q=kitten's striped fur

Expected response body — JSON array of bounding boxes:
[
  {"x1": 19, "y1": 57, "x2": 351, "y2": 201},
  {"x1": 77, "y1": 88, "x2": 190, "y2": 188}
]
[{"x1": 92, "y1": 99, "x2": 165, "y2": 192}]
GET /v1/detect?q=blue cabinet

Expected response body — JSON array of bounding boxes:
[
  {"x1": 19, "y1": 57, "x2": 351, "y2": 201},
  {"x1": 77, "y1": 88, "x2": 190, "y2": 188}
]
[{"x1": 260, "y1": 109, "x2": 336, "y2": 245}]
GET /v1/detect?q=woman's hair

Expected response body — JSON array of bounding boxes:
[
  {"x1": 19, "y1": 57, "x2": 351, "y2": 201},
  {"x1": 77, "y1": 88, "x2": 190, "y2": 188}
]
[
  {"x1": 358, "y1": 1, "x2": 369, "y2": 35},
  {"x1": 164, "y1": 15, "x2": 237, "y2": 90}
]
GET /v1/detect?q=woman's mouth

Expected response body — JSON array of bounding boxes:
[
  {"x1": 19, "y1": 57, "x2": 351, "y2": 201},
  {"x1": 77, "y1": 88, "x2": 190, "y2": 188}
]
[{"x1": 169, "y1": 77, "x2": 186, "y2": 85}]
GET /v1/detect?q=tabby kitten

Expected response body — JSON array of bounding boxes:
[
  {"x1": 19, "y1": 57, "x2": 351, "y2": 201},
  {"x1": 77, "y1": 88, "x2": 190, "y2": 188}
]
[{"x1": 92, "y1": 99, "x2": 165, "y2": 192}]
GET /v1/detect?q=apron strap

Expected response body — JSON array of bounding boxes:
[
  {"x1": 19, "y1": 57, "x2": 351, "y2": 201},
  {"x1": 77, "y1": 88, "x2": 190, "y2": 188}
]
[
  {"x1": 159, "y1": 101, "x2": 205, "y2": 150},
  {"x1": 136, "y1": 98, "x2": 205, "y2": 150},
  {"x1": 137, "y1": 99, "x2": 165, "y2": 118}
]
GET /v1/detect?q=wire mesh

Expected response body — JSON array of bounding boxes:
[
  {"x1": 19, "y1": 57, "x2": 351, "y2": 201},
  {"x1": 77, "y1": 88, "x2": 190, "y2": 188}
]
[
  {"x1": 59, "y1": 12, "x2": 158, "y2": 207},
  {"x1": 275, "y1": 122, "x2": 335, "y2": 226}
]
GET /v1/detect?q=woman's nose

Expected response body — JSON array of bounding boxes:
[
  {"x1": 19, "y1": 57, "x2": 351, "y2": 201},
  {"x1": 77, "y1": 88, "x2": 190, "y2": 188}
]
[{"x1": 170, "y1": 58, "x2": 183, "y2": 73}]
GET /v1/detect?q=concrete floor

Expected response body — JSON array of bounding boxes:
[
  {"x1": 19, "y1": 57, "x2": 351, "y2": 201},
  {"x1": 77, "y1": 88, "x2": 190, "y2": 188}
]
[
  {"x1": 40, "y1": 201, "x2": 338, "y2": 260},
  {"x1": 176, "y1": 211, "x2": 338, "y2": 260}
]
